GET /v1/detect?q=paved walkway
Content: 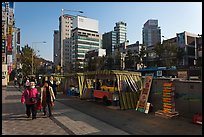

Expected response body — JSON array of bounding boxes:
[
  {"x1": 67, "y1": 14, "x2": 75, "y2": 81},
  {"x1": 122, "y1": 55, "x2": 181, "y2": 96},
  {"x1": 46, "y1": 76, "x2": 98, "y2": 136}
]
[{"x1": 2, "y1": 83, "x2": 129, "y2": 135}]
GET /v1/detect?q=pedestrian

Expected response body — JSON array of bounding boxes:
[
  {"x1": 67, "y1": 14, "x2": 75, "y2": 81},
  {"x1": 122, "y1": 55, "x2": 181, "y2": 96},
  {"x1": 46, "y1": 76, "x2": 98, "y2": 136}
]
[
  {"x1": 14, "y1": 76, "x2": 17, "y2": 86},
  {"x1": 18, "y1": 76, "x2": 23, "y2": 89},
  {"x1": 48, "y1": 76, "x2": 58, "y2": 98},
  {"x1": 25, "y1": 78, "x2": 30, "y2": 88},
  {"x1": 21, "y1": 81, "x2": 39, "y2": 119},
  {"x1": 40, "y1": 81, "x2": 55, "y2": 117}
]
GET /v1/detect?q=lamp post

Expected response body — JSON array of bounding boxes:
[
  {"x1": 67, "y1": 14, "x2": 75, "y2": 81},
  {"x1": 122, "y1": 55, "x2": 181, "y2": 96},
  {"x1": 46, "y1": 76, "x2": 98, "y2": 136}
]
[
  {"x1": 60, "y1": 9, "x2": 83, "y2": 74},
  {"x1": 32, "y1": 41, "x2": 46, "y2": 75}
]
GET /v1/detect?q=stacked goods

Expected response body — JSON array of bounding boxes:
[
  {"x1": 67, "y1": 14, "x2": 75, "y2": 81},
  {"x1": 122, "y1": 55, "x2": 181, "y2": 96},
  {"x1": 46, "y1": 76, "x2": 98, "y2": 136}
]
[
  {"x1": 162, "y1": 83, "x2": 175, "y2": 113},
  {"x1": 155, "y1": 82, "x2": 179, "y2": 118}
]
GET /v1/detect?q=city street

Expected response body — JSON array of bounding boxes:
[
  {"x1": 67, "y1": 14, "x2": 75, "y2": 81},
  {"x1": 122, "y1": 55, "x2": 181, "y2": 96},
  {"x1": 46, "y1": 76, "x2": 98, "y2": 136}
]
[{"x1": 2, "y1": 82, "x2": 202, "y2": 135}]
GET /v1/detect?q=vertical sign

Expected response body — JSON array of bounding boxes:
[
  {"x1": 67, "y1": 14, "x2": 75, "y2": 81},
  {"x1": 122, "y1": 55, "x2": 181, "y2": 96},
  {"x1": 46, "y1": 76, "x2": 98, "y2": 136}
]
[
  {"x1": 8, "y1": 25, "x2": 12, "y2": 35},
  {"x1": 9, "y1": 2, "x2": 14, "y2": 9},
  {"x1": 8, "y1": 65, "x2": 12, "y2": 74},
  {"x1": 2, "y1": 35, "x2": 6, "y2": 53},
  {"x1": 17, "y1": 31, "x2": 20, "y2": 44},
  {"x1": 136, "y1": 73, "x2": 154, "y2": 113},
  {"x1": 7, "y1": 35, "x2": 12, "y2": 53}
]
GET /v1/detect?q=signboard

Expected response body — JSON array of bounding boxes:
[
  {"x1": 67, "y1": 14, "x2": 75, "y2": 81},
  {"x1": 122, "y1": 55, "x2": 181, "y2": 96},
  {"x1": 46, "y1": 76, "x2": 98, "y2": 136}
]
[
  {"x1": 136, "y1": 73, "x2": 154, "y2": 113},
  {"x1": 9, "y1": 2, "x2": 14, "y2": 9},
  {"x1": 177, "y1": 71, "x2": 188, "y2": 80},
  {"x1": 7, "y1": 35, "x2": 12, "y2": 53},
  {"x1": 8, "y1": 25, "x2": 13, "y2": 35},
  {"x1": 2, "y1": 53, "x2": 6, "y2": 64},
  {"x1": 8, "y1": 65, "x2": 12, "y2": 74},
  {"x1": 157, "y1": 70, "x2": 162, "y2": 77},
  {"x1": 2, "y1": 38, "x2": 6, "y2": 53},
  {"x1": 17, "y1": 31, "x2": 20, "y2": 44},
  {"x1": 7, "y1": 55, "x2": 13, "y2": 65},
  {"x1": 2, "y1": 64, "x2": 8, "y2": 86}
]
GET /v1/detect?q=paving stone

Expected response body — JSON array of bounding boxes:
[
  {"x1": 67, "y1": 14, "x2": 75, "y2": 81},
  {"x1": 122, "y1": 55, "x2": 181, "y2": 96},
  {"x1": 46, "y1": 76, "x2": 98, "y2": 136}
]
[{"x1": 2, "y1": 83, "x2": 129, "y2": 135}]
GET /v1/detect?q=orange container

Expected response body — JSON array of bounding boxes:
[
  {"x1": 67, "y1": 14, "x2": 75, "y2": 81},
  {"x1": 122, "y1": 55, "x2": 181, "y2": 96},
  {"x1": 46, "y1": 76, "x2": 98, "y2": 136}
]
[{"x1": 163, "y1": 82, "x2": 173, "y2": 87}]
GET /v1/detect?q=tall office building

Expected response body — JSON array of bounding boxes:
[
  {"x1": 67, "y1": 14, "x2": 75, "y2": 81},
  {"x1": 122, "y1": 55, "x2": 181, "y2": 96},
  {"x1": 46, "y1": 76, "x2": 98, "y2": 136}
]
[
  {"x1": 102, "y1": 31, "x2": 116, "y2": 55},
  {"x1": 59, "y1": 14, "x2": 74, "y2": 72},
  {"x1": 176, "y1": 31, "x2": 200, "y2": 66},
  {"x1": 114, "y1": 21, "x2": 127, "y2": 46},
  {"x1": 71, "y1": 15, "x2": 100, "y2": 70},
  {"x1": 53, "y1": 30, "x2": 60, "y2": 66},
  {"x1": 142, "y1": 19, "x2": 161, "y2": 47},
  {"x1": 2, "y1": 2, "x2": 15, "y2": 86}
]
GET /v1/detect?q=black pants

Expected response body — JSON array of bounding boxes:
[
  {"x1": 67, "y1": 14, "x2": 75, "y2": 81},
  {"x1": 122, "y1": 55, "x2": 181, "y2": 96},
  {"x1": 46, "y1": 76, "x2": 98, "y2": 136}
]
[
  {"x1": 43, "y1": 102, "x2": 52, "y2": 116},
  {"x1": 26, "y1": 104, "x2": 36, "y2": 118}
]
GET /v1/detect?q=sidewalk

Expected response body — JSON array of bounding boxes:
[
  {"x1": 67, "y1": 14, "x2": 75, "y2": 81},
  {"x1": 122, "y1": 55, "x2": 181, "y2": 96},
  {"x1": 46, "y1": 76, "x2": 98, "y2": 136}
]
[{"x1": 2, "y1": 83, "x2": 129, "y2": 135}]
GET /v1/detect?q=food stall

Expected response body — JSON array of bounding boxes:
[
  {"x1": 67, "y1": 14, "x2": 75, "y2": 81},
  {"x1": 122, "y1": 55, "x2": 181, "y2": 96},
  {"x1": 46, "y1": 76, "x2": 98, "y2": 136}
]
[{"x1": 81, "y1": 70, "x2": 143, "y2": 109}]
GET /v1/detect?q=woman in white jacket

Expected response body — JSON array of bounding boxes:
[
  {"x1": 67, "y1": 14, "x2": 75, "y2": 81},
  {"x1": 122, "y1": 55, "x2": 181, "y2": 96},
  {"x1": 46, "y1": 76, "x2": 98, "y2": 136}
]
[{"x1": 40, "y1": 81, "x2": 55, "y2": 117}]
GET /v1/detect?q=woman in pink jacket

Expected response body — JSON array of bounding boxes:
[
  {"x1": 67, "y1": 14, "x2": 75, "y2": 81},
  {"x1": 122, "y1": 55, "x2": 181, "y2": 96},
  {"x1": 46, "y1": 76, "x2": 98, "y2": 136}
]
[{"x1": 21, "y1": 81, "x2": 39, "y2": 119}]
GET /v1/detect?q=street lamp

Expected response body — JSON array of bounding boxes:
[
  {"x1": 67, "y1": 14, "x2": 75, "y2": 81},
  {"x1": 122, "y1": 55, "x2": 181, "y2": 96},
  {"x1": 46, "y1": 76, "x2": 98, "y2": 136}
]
[
  {"x1": 32, "y1": 41, "x2": 46, "y2": 75},
  {"x1": 60, "y1": 9, "x2": 83, "y2": 74}
]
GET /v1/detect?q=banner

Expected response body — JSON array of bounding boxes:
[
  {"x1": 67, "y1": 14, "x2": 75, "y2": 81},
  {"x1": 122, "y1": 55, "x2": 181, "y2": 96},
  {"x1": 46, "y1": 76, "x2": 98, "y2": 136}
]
[
  {"x1": 136, "y1": 73, "x2": 154, "y2": 113},
  {"x1": 8, "y1": 65, "x2": 12, "y2": 74},
  {"x1": 7, "y1": 35, "x2": 12, "y2": 53},
  {"x1": 2, "y1": 53, "x2": 6, "y2": 64},
  {"x1": 7, "y1": 55, "x2": 13, "y2": 65},
  {"x1": 17, "y1": 31, "x2": 20, "y2": 44}
]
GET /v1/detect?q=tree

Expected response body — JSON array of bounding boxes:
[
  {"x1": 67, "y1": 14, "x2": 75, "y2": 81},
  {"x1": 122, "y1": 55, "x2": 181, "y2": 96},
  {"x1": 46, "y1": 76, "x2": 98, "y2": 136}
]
[
  {"x1": 95, "y1": 56, "x2": 106, "y2": 71},
  {"x1": 19, "y1": 45, "x2": 33, "y2": 76},
  {"x1": 154, "y1": 43, "x2": 165, "y2": 67},
  {"x1": 104, "y1": 55, "x2": 114, "y2": 70},
  {"x1": 164, "y1": 42, "x2": 178, "y2": 67},
  {"x1": 114, "y1": 51, "x2": 122, "y2": 70},
  {"x1": 125, "y1": 50, "x2": 134, "y2": 70},
  {"x1": 19, "y1": 44, "x2": 45, "y2": 76}
]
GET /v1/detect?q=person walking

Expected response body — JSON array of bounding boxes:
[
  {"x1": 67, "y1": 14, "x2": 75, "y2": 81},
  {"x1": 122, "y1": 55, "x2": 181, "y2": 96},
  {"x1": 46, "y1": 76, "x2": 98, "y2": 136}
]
[
  {"x1": 21, "y1": 81, "x2": 39, "y2": 119},
  {"x1": 18, "y1": 76, "x2": 23, "y2": 89},
  {"x1": 40, "y1": 81, "x2": 55, "y2": 117},
  {"x1": 48, "y1": 76, "x2": 58, "y2": 98},
  {"x1": 14, "y1": 76, "x2": 17, "y2": 86}
]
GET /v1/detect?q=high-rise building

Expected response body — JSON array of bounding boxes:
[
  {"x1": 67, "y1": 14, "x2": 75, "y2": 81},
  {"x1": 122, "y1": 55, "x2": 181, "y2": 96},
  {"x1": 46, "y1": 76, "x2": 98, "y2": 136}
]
[
  {"x1": 59, "y1": 14, "x2": 74, "y2": 72},
  {"x1": 176, "y1": 31, "x2": 200, "y2": 67},
  {"x1": 53, "y1": 30, "x2": 60, "y2": 66},
  {"x1": 71, "y1": 15, "x2": 100, "y2": 70},
  {"x1": 142, "y1": 19, "x2": 161, "y2": 47},
  {"x1": 102, "y1": 31, "x2": 116, "y2": 55},
  {"x1": 2, "y1": 2, "x2": 15, "y2": 86},
  {"x1": 114, "y1": 21, "x2": 127, "y2": 46}
]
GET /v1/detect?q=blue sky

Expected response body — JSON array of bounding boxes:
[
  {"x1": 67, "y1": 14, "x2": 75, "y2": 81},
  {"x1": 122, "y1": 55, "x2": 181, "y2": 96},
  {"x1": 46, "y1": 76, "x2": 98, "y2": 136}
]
[{"x1": 14, "y1": 2, "x2": 202, "y2": 62}]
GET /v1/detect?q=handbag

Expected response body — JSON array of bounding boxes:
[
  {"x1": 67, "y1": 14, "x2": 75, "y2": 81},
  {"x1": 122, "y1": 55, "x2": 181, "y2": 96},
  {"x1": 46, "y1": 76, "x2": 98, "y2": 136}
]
[
  {"x1": 29, "y1": 90, "x2": 37, "y2": 103},
  {"x1": 30, "y1": 97, "x2": 37, "y2": 103}
]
